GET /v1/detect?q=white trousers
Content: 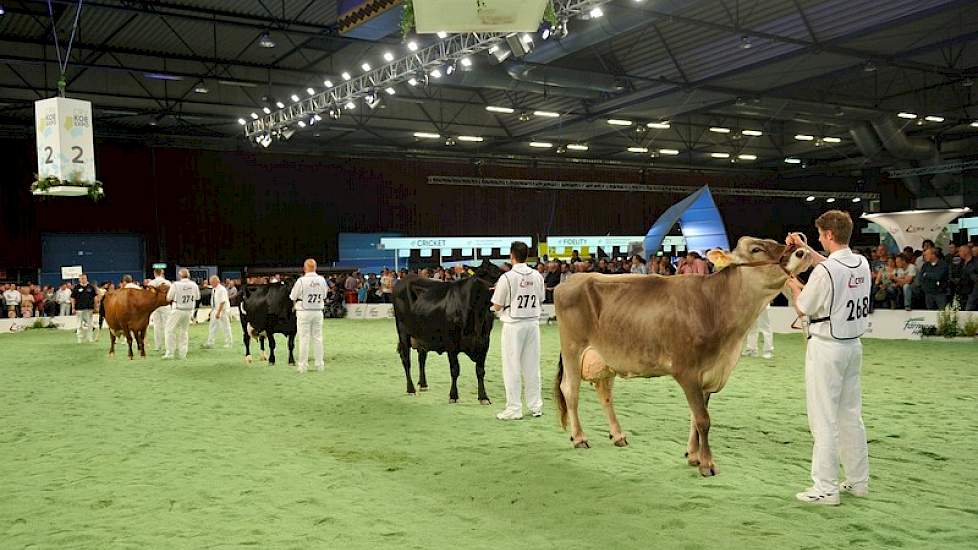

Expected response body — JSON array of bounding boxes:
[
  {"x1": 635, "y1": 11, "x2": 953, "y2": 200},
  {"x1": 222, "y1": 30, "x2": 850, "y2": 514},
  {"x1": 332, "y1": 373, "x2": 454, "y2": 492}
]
[
  {"x1": 59, "y1": 303, "x2": 71, "y2": 316},
  {"x1": 296, "y1": 310, "x2": 324, "y2": 368},
  {"x1": 745, "y1": 306, "x2": 774, "y2": 353},
  {"x1": 805, "y1": 336, "x2": 870, "y2": 494},
  {"x1": 207, "y1": 309, "x2": 232, "y2": 347},
  {"x1": 501, "y1": 320, "x2": 542, "y2": 414},
  {"x1": 165, "y1": 309, "x2": 192, "y2": 359},
  {"x1": 151, "y1": 306, "x2": 170, "y2": 350},
  {"x1": 76, "y1": 309, "x2": 95, "y2": 342}
]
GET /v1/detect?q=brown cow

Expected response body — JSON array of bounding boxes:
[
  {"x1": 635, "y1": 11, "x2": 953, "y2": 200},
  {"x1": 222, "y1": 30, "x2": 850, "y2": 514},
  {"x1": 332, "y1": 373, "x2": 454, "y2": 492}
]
[
  {"x1": 103, "y1": 285, "x2": 170, "y2": 359},
  {"x1": 553, "y1": 237, "x2": 812, "y2": 476}
]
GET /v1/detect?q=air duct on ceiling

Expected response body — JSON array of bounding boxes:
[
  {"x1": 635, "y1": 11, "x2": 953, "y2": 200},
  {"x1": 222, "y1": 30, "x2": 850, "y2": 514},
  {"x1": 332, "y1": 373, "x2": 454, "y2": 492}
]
[
  {"x1": 504, "y1": 63, "x2": 625, "y2": 93},
  {"x1": 447, "y1": 66, "x2": 602, "y2": 99},
  {"x1": 869, "y1": 117, "x2": 959, "y2": 194}
]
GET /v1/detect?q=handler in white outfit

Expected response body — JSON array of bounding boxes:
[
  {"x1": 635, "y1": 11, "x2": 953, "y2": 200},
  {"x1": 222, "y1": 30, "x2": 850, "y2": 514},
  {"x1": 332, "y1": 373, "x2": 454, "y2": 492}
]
[
  {"x1": 205, "y1": 275, "x2": 232, "y2": 348},
  {"x1": 147, "y1": 268, "x2": 171, "y2": 352},
  {"x1": 164, "y1": 268, "x2": 199, "y2": 360},
  {"x1": 290, "y1": 259, "x2": 327, "y2": 373},
  {"x1": 786, "y1": 210, "x2": 871, "y2": 506},
  {"x1": 491, "y1": 241, "x2": 546, "y2": 420},
  {"x1": 743, "y1": 305, "x2": 774, "y2": 359}
]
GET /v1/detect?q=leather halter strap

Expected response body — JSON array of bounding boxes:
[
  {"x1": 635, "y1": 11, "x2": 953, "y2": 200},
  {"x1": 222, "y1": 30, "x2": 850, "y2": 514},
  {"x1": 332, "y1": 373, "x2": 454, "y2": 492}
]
[{"x1": 727, "y1": 243, "x2": 799, "y2": 276}]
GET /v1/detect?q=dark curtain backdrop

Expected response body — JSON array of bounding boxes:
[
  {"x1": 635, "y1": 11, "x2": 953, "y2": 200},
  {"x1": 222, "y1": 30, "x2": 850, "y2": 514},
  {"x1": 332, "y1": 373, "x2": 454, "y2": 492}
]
[{"x1": 0, "y1": 138, "x2": 872, "y2": 269}]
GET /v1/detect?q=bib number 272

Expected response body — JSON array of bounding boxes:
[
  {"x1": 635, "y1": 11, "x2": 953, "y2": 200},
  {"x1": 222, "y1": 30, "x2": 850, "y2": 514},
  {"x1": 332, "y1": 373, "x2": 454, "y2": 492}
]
[
  {"x1": 845, "y1": 297, "x2": 870, "y2": 321},
  {"x1": 516, "y1": 294, "x2": 537, "y2": 309}
]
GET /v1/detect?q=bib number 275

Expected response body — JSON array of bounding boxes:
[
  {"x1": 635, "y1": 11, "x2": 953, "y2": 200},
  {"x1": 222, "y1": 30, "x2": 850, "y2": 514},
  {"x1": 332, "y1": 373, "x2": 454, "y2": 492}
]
[{"x1": 845, "y1": 297, "x2": 870, "y2": 321}]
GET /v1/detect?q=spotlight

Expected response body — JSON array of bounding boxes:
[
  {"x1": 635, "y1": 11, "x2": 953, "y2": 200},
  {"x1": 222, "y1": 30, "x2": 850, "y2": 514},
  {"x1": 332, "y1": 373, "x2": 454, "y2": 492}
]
[
  {"x1": 361, "y1": 62, "x2": 371, "y2": 72},
  {"x1": 297, "y1": 120, "x2": 306, "y2": 128},
  {"x1": 740, "y1": 35, "x2": 752, "y2": 49},
  {"x1": 540, "y1": 24, "x2": 553, "y2": 40},
  {"x1": 852, "y1": 197, "x2": 862, "y2": 203},
  {"x1": 436, "y1": 31, "x2": 448, "y2": 39},
  {"x1": 384, "y1": 86, "x2": 396, "y2": 95},
  {"x1": 194, "y1": 86, "x2": 209, "y2": 94},
  {"x1": 488, "y1": 44, "x2": 512, "y2": 64},
  {"x1": 290, "y1": 93, "x2": 300, "y2": 103},
  {"x1": 383, "y1": 52, "x2": 394, "y2": 62},
  {"x1": 262, "y1": 107, "x2": 271, "y2": 114},
  {"x1": 430, "y1": 68, "x2": 443, "y2": 79},
  {"x1": 258, "y1": 32, "x2": 276, "y2": 48},
  {"x1": 413, "y1": 70, "x2": 429, "y2": 87},
  {"x1": 365, "y1": 90, "x2": 381, "y2": 109},
  {"x1": 444, "y1": 137, "x2": 456, "y2": 146},
  {"x1": 345, "y1": 100, "x2": 356, "y2": 110},
  {"x1": 863, "y1": 61, "x2": 876, "y2": 72},
  {"x1": 308, "y1": 116, "x2": 316, "y2": 126},
  {"x1": 460, "y1": 56, "x2": 473, "y2": 68},
  {"x1": 250, "y1": 112, "x2": 259, "y2": 119},
  {"x1": 306, "y1": 87, "x2": 315, "y2": 96},
  {"x1": 589, "y1": 7, "x2": 604, "y2": 18},
  {"x1": 323, "y1": 79, "x2": 334, "y2": 88},
  {"x1": 556, "y1": 19, "x2": 569, "y2": 39},
  {"x1": 826, "y1": 197, "x2": 836, "y2": 203},
  {"x1": 313, "y1": 114, "x2": 322, "y2": 121},
  {"x1": 275, "y1": 101, "x2": 285, "y2": 109},
  {"x1": 805, "y1": 196, "x2": 816, "y2": 202},
  {"x1": 341, "y1": 71, "x2": 352, "y2": 81},
  {"x1": 505, "y1": 33, "x2": 534, "y2": 58},
  {"x1": 281, "y1": 128, "x2": 295, "y2": 140},
  {"x1": 237, "y1": 118, "x2": 246, "y2": 125},
  {"x1": 259, "y1": 134, "x2": 272, "y2": 148},
  {"x1": 445, "y1": 61, "x2": 456, "y2": 76},
  {"x1": 407, "y1": 40, "x2": 419, "y2": 52},
  {"x1": 328, "y1": 105, "x2": 341, "y2": 120},
  {"x1": 519, "y1": 111, "x2": 532, "y2": 121},
  {"x1": 408, "y1": 77, "x2": 418, "y2": 86}
]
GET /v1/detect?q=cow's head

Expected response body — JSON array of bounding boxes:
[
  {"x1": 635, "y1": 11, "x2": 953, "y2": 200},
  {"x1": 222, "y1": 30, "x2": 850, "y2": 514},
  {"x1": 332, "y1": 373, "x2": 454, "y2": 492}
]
[
  {"x1": 149, "y1": 283, "x2": 171, "y2": 307},
  {"x1": 709, "y1": 237, "x2": 812, "y2": 278},
  {"x1": 473, "y1": 259, "x2": 503, "y2": 285}
]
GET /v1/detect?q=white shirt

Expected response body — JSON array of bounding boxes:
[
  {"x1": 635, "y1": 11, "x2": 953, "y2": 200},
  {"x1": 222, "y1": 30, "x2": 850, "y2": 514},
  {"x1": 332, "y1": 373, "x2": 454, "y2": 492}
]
[
  {"x1": 56, "y1": 288, "x2": 72, "y2": 303},
  {"x1": 167, "y1": 279, "x2": 200, "y2": 311},
  {"x1": 211, "y1": 284, "x2": 230, "y2": 311},
  {"x1": 290, "y1": 272, "x2": 328, "y2": 311},
  {"x1": 124, "y1": 283, "x2": 142, "y2": 289},
  {"x1": 3, "y1": 289, "x2": 21, "y2": 306},
  {"x1": 148, "y1": 276, "x2": 170, "y2": 289},
  {"x1": 491, "y1": 263, "x2": 546, "y2": 322},
  {"x1": 797, "y1": 248, "x2": 869, "y2": 340}
]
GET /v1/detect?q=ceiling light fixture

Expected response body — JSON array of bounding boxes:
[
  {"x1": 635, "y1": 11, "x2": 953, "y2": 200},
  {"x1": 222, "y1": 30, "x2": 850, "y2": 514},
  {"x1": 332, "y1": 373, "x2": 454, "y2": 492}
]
[
  {"x1": 826, "y1": 197, "x2": 836, "y2": 203},
  {"x1": 436, "y1": 31, "x2": 448, "y2": 38},
  {"x1": 924, "y1": 115, "x2": 945, "y2": 123},
  {"x1": 297, "y1": 120, "x2": 306, "y2": 128},
  {"x1": 237, "y1": 118, "x2": 246, "y2": 125},
  {"x1": 738, "y1": 154, "x2": 757, "y2": 160},
  {"x1": 262, "y1": 107, "x2": 271, "y2": 114},
  {"x1": 822, "y1": 136, "x2": 842, "y2": 143},
  {"x1": 361, "y1": 62, "x2": 371, "y2": 72},
  {"x1": 290, "y1": 93, "x2": 300, "y2": 103},
  {"x1": 897, "y1": 112, "x2": 917, "y2": 119},
  {"x1": 529, "y1": 141, "x2": 553, "y2": 148},
  {"x1": 589, "y1": 7, "x2": 604, "y2": 18},
  {"x1": 658, "y1": 148, "x2": 680, "y2": 155},
  {"x1": 567, "y1": 143, "x2": 589, "y2": 151},
  {"x1": 627, "y1": 147, "x2": 649, "y2": 153},
  {"x1": 794, "y1": 134, "x2": 815, "y2": 141},
  {"x1": 345, "y1": 100, "x2": 356, "y2": 110},
  {"x1": 486, "y1": 106, "x2": 515, "y2": 114},
  {"x1": 533, "y1": 110, "x2": 560, "y2": 118},
  {"x1": 430, "y1": 68, "x2": 443, "y2": 78},
  {"x1": 383, "y1": 52, "x2": 394, "y2": 62},
  {"x1": 709, "y1": 126, "x2": 731, "y2": 133},
  {"x1": 341, "y1": 71, "x2": 352, "y2": 81},
  {"x1": 194, "y1": 86, "x2": 209, "y2": 94},
  {"x1": 805, "y1": 196, "x2": 816, "y2": 202},
  {"x1": 460, "y1": 56, "x2": 473, "y2": 68},
  {"x1": 607, "y1": 119, "x2": 633, "y2": 126},
  {"x1": 852, "y1": 197, "x2": 862, "y2": 203},
  {"x1": 306, "y1": 87, "x2": 315, "y2": 96},
  {"x1": 407, "y1": 40, "x2": 419, "y2": 52},
  {"x1": 250, "y1": 112, "x2": 259, "y2": 119},
  {"x1": 408, "y1": 77, "x2": 419, "y2": 86},
  {"x1": 710, "y1": 152, "x2": 731, "y2": 158},
  {"x1": 323, "y1": 79, "x2": 333, "y2": 88},
  {"x1": 457, "y1": 135, "x2": 484, "y2": 142},
  {"x1": 258, "y1": 32, "x2": 276, "y2": 48},
  {"x1": 414, "y1": 132, "x2": 440, "y2": 139},
  {"x1": 384, "y1": 87, "x2": 396, "y2": 95},
  {"x1": 275, "y1": 101, "x2": 285, "y2": 109},
  {"x1": 971, "y1": 121, "x2": 978, "y2": 128},
  {"x1": 646, "y1": 121, "x2": 671, "y2": 129},
  {"x1": 742, "y1": 129, "x2": 763, "y2": 136}
]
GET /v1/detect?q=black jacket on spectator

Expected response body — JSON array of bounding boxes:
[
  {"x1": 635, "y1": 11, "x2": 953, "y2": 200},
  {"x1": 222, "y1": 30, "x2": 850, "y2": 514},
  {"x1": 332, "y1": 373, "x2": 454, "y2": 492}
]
[
  {"x1": 71, "y1": 284, "x2": 98, "y2": 310},
  {"x1": 960, "y1": 257, "x2": 978, "y2": 299},
  {"x1": 918, "y1": 259, "x2": 949, "y2": 295}
]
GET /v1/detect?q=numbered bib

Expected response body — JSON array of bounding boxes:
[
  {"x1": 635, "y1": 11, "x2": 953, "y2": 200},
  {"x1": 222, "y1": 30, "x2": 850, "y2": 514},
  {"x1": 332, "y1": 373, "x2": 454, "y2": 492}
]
[
  {"x1": 821, "y1": 255, "x2": 871, "y2": 339},
  {"x1": 506, "y1": 271, "x2": 543, "y2": 319}
]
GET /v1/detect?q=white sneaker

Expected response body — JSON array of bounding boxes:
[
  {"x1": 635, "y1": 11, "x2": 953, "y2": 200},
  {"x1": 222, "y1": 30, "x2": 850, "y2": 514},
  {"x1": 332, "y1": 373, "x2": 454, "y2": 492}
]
[
  {"x1": 841, "y1": 481, "x2": 869, "y2": 497},
  {"x1": 496, "y1": 409, "x2": 523, "y2": 421},
  {"x1": 530, "y1": 409, "x2": 543, "y2": 417},
  {"x1": 316, "y1": 365, "x2": 325, "y2": 372},
  {"x1": 762, "y1": 351, "x2": 774, "y2": 360},
  {"x1": 297, "y1": 365, "x2": 307, "y2": 374},
  {"x1": 795, "y1": 487, "x2": 840, "y2": 506},
  {"x1": 742, "y1": 350, "x2": 757, "y2": 358},
  {"x1": 162, "y1": 355, "x2": 173, "y2": 360}
]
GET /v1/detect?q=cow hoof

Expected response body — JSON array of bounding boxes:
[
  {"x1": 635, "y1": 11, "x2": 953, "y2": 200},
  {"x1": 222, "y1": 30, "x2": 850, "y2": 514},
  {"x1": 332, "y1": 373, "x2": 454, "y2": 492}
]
[
  {"x1": 687, "y1": 455, "x2": 701, "y2": 467},
  {"x1": 245, "y1": 355, "x2": 252, "y2": 364},
  {"x1": 108, "y1": 352, "x2": 114, "y2": 358},
  {"x1": 573, "y1": 440, "x2": 591, "y2": 449},
  {"x1": 418, "y1": 386, "x2": 428, "y2": 392},
  {"x1": 260, "y1": 354, "x2": 267, "y2": 362},
  {"x1": 449, "y1": 398, "x2": 458, "y2": 404},
  {"x1": 479, "y1": 399, "x2": 492, "y2": 406},
  {"x1": 699, "y1": 465, "x2": 718, "y2": 477},
  {"x1": 610, "y1": 434, "x2": 629, "y2": 447}
]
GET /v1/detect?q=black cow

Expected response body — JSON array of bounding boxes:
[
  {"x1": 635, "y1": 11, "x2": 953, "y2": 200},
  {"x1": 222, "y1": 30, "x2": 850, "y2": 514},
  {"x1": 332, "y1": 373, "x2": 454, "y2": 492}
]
[
  {"x1": 393, "y1": 260, "x2": 503, "y2": 404},
  {"x1": 239, "y1": 282, "x2": 297, "y2": 365}
]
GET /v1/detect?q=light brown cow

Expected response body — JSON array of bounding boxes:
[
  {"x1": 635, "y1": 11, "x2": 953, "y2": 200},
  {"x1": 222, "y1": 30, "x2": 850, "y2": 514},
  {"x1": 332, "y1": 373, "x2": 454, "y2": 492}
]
[
  {"x1": 553, "y1": 237, "x2": 812, "y2": 476},
  {"x1": 103, "y1": 286, "x2": 170, "y2": 359}
]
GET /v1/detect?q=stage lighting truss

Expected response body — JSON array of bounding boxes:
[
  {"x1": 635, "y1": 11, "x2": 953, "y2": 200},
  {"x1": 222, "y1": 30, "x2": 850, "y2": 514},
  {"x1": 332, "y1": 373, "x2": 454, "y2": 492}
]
[{"x1": 243, "y1": 0, "x2": 612, "y2": 138}]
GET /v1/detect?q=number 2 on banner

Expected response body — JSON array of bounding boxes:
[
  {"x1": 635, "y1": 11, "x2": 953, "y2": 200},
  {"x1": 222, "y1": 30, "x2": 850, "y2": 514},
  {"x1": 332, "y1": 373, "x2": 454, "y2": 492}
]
[
  {"x1": 71, "y1": 146, "x2": 84, "y2": 163},
  {"x1": 44, "y1": 146, "x2": 54, "y2": 164}
]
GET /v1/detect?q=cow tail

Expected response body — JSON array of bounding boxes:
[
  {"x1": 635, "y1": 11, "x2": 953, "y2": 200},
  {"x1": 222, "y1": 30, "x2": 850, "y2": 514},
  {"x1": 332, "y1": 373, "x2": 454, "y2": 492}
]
[{"x1": 554, "y1": 355, "x2": 567, "y2": 430}]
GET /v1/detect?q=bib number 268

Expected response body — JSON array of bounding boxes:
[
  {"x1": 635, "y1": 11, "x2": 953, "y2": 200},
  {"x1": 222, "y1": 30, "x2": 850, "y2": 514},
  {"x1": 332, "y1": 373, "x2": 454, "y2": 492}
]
[{"x1": 845, "y1": 297, "x2": 870, "y2": 321}]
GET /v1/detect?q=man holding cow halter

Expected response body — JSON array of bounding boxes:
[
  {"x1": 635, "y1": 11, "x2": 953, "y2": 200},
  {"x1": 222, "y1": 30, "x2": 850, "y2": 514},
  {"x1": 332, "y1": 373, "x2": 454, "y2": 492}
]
[{"x1": 785, "y1": 210, "x2": 871, "y2": 506}]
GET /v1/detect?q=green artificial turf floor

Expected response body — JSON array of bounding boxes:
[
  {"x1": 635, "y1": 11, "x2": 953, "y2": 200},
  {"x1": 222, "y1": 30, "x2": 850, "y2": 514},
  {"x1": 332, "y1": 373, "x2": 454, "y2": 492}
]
[{"x1": 1, "y1": 320, "x2": 977, "y2": 549}]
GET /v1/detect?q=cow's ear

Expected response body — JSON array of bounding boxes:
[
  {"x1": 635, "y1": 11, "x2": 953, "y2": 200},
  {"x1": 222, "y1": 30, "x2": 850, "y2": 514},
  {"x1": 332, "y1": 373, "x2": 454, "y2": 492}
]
[{"x1": 707, "y1": 249, "x2": 733, "y2": 270}]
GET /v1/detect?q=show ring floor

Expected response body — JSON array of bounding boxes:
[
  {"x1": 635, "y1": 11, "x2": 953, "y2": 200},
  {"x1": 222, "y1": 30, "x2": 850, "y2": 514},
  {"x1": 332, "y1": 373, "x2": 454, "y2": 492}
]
[{"x1": 1, "y1": 320, "x2": 975, "y2": 548}]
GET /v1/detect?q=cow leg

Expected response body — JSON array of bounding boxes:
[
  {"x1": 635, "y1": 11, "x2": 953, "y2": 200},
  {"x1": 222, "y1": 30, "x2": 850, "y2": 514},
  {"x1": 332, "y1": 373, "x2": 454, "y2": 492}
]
[
  {"x1": 594, "y1": 376, "x2": 627, "y2": 447},
  {"x1": 556, "y1": 351, "x2": 589, "y2": 449},
  {"x1": 684, "y1": 393, "x2": 712, "y2": 467},
  {"x1": 125, "y1": 331, "x2": 134, "y2": 360},
  {"x1": 474, "y1": 352, "x2": 491, "y2": 405},
  {"x1": 267, "y1": 334, "x2": 277, "y2": 365},
  {"x1": 679, "y1": 378, "x2": 716, "y2": 476},
  {"x1": 287, "y1": 333, "x2": 296, "y2": 366},
  {"x1": 397, "y1": 331, "x2": 416, "y2": 395},
  {"x1": 417, "y1": 351, "x2": 429, "y2": 391},
  {"x1": 109, "y1": 331, "x2": 116, "y2": 358},
  {"x1": 137, "y1": 329, "x2": 147, "y2": 358},
  {"x1": 243, "y1": 331, "x2": 253, "y2": 363},
  {"x1": 259, "y1": 336, "x2": 267, "y2": 361},
  {"x1": 448, "y1": 353, "x2": 461, "y2": 404}
]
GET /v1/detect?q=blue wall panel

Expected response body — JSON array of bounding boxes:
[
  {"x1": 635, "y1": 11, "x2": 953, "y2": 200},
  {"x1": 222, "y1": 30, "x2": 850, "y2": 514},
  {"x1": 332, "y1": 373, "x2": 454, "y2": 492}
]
[
  {"x1": 338, "y1": 232, "x2": 402, "y2": 273},
  {"x1": 41, "y1": 233, "x2": 145, "y2": 286}
]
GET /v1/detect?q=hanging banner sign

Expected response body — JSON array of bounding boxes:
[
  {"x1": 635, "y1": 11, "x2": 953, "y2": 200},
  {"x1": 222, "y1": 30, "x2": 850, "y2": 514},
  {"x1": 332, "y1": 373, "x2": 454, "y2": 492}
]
[
  {"x1": 546, "y1": 236, "x2": 645, "y2": 249},
  {"x1": 413, "y1": 0, "x2": 549, "y2": 33},
  {"x1": 379, "y1": 236, "x2": 531, "y2": 251},
  {"x1": 61, "y1": 265, "x2": 83, "y2": 279},
  {"x1": 35, "y1": 97, "x2": 96, "y2": 189},
  {"x1": 861, "y1": 209, "x2": 971, "y2": 251}
]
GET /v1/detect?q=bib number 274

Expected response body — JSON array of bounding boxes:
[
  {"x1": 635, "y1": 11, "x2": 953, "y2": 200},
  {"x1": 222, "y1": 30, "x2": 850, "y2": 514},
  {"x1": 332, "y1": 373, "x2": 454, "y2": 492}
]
[{"x1": 845, "y1": 297, "x2": 870, "y2": 321}]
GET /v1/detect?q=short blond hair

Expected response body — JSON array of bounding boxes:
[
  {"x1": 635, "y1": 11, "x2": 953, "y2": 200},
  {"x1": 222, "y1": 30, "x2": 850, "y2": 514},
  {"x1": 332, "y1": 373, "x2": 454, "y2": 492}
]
[{"x1": 815, "y1": 210, "x2": 853, "y2": 245}]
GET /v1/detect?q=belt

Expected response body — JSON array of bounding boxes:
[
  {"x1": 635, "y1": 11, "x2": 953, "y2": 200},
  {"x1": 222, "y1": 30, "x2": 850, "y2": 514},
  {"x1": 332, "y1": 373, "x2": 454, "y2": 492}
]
[{"x1": 809, "y1": 316, "x2": 830, "y2": 324}]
